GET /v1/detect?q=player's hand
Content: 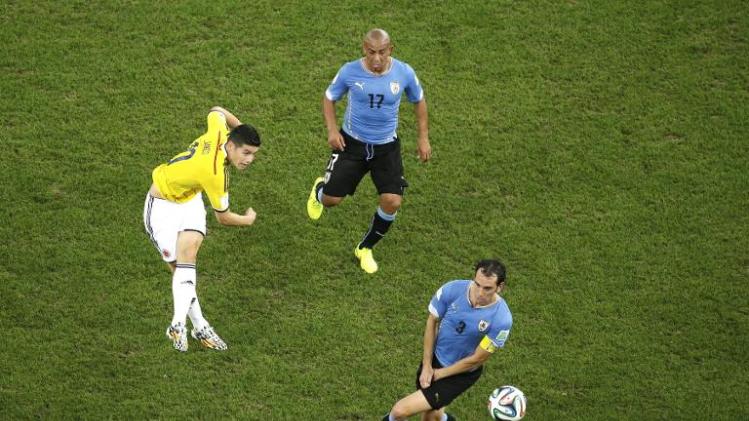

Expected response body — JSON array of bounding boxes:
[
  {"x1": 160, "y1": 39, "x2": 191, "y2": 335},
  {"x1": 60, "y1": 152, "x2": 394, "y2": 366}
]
[
  {"x1": 328, "y1": 131, "x2": 345, "y2": 151},
  {"x1": 244, "y1": 207, "x2": 257, "y2": 225},
  {"x1": 417, "y1": 137, "x2": 431, "y2": 162},
  {"x1": 419, "y1": 365, "x2": 434, "y2": 388}
]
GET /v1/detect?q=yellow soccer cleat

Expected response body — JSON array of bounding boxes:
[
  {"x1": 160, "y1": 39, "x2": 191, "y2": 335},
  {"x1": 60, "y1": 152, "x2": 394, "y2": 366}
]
[
  {"x1": 354, "y1": 246, "x2": 378, "y2": 274},
  {"x1": 306, "y1": 177, "x2": 325, "y2": 220}
]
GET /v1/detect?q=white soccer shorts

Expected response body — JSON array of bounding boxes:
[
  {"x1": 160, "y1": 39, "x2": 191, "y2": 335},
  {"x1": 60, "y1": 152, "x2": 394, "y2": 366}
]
[{"x1": 143, "y1": 193, "x2": 207, "y2": 262}]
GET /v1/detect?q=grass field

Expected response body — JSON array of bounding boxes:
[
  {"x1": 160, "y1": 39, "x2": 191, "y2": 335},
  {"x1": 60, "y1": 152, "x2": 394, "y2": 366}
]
[{"x1": 1, "y1": 0, "x2": 748, "y2": 419}]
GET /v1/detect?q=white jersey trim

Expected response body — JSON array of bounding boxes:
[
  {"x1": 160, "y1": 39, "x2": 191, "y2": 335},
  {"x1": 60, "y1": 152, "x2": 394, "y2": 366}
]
[{"x1": 358, "y1": 57, "x2": 394, "y2": 76}]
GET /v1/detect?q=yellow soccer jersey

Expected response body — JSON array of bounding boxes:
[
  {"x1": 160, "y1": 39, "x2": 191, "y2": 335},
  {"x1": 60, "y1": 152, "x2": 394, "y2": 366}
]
[{"x1": 152, "y1": 111, "x2": 231, "y2": 211}]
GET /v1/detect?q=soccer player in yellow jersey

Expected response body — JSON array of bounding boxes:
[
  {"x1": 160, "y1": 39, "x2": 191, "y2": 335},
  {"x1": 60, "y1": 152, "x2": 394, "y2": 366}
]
[{"x1": 143, "y1": 106, "x2": 261, "y2": 352}]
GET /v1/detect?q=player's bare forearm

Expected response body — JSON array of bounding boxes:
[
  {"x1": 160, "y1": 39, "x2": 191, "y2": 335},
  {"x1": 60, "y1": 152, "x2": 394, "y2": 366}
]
[
  {"x1": 434, "y1": 348, "x2": 491, "y2": 381},
  {"x1": 414, "y1": 100, "x2": 431, "y2": 161},
  {"x1": 210, "y1": 106, "x2": 242, "y2": 129},
  {"x1": 214, "y1": 208, "x2": 256, "y2": 226},
  {"x1": 422, "y1": 314, "x2": 439, "y2": 366},
  {"x1": 322, "y1": 97, "x2": 339, "y2": 134},
  {"x1": 414, "y1": 99, "x2": 429, "y2": 139},
  {"x1": 322, "y1": 97, "x2": 345, "y2": 150},
  {"x1": 418, "y1": 314, "x2": 440, "y2": 387}
]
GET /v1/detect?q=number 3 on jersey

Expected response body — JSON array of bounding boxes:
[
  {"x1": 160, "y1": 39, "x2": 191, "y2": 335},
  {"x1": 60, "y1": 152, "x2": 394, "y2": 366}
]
[{"x1": 324, "y1": 153, "x2": 339, "y2": 184}]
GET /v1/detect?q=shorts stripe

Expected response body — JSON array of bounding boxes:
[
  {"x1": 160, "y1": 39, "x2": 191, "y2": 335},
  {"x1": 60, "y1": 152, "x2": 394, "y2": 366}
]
[
  {"x1": 182, "y1": 228, "x2": 206, "y2": 237},
  {"x1": 144, "y1": 195, "x2": 160, "y2": 251}
]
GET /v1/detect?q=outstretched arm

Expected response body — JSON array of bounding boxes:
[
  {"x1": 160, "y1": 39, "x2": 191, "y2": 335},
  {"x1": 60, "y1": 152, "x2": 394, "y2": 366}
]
[
  {"x1": 414, "y1": 99, "x2": 431, "y2": 162},
  {"x1": 210, "y1": 106, "x2": 242, "y2": 130}
]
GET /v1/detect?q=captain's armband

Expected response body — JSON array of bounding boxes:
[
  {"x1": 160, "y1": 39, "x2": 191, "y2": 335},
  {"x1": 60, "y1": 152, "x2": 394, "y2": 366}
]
[{"x1": 479, "y1": 336, "x2": 498, "y2": 353}]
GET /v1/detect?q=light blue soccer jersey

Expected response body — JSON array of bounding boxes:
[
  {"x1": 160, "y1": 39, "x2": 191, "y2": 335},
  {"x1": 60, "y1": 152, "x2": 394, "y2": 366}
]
[
  {"x1": 428, "y1": 280, "x2": 513, "y2": 367},
  {"x1": 325, "y1": 57, "x2": 424, "y2": 144}
]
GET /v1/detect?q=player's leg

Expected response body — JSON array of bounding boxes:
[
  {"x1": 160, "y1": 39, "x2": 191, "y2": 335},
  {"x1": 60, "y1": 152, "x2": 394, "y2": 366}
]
[
  {"x1": 144, "y1": 194, "x2": 179, "y2": 264},
  {"x1": 145, "y1": 194, "x2": 189, "y2": 351},
  {"x1": 354, "y1": 194, "x2": 399, "y2": 274},
  {"x1": 307, "y1": 147, "x2": 367, "y2": 220},
  {"x1": 359, "y1": 192, "x2": 401, "y2": 249},
  {"x1": 178, "y1": 195, "x2": 228, "y2": 351},
  {"x1": 357, "y1": 142, "x2": 406, "y2": 273},
  {"x1": 175, "y1": 231, "x2": 207, "y2": 327},
  {"x1": 421, "y1": 365, "x2": 482, "y2": 421},
  {"x1": 166, "y1": 230, "x2": 203, "y2": 351},
  {"x1": 421, "y1": 408, "x2": 457, "y2": 421},
  {"x1": 383, "y1": 390, "x2": 433, "y2": 421}
]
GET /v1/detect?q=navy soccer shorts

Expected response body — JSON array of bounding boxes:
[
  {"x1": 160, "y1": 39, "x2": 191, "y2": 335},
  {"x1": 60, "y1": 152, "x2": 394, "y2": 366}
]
[
  {"x1": 415, "y1": 357, "x2": 483, "y2": 410},
  {"x1": 322, "y1": 130, "x2": 408, "y2": 197}
]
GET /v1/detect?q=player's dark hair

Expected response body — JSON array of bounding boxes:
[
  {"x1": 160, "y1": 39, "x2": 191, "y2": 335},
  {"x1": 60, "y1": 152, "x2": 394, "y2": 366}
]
[
  {"x1": 228, "y1": 124, "x2": 261, "y2": 147},
  {"x1": 475, "y1": 259, "x2": 506, "y2": 285}
]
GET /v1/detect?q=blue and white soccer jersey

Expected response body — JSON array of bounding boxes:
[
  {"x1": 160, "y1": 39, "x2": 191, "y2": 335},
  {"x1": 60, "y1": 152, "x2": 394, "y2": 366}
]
[
  {"x1": 428, "y1": 280, "x2": 513, "y2": 367},
  {"x1": 325, "y1": 57, "x2": 424, "y2": 144}
]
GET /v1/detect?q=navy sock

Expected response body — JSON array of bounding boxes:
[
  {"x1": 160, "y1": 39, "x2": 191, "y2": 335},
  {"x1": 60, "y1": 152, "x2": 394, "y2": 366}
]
[{"x1": 359, "y1": 207, "x2": 396, "y2": 249}]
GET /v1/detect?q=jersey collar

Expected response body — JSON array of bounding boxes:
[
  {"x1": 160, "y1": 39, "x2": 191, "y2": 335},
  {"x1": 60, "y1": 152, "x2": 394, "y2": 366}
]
[
  {"x1": 466, "y1": 282, "x2": 500, "y2": 309},
  {"x1": 359, "y1": 57, "x2": 394, "y2": 76}
]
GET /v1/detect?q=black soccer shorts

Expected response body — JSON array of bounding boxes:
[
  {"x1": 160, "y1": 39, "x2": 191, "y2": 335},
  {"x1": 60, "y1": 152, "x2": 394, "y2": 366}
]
[
  {"x1": 322, "y1": 130, "x2": 408, "y2": 197},
  {"x1": 415, "y1": 357, "x2": 483, "y2": 410}
]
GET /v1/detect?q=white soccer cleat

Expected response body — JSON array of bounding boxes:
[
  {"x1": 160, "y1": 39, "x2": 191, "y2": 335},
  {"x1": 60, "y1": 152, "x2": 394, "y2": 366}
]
[
  {"x1": 166, "y1": 323, "x2": 188, "y2": 352},
  {"x1": 191, "y1": 325, "x2": 228, "y2": 351}
]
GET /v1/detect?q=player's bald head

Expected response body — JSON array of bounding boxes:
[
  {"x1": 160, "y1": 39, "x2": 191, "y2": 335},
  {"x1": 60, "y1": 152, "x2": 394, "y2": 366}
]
[
  {"x1": 363, "y1": 28, "x2": 391, "y2": 46},
  {"x1": 361, "y1": 28, "x2": 393, "y2": 74}
]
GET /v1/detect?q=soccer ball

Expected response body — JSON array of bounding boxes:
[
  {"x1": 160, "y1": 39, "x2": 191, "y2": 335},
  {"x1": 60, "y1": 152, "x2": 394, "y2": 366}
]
[{"x1": 487, "y1": 386, "x2": 527, "y2": 420}]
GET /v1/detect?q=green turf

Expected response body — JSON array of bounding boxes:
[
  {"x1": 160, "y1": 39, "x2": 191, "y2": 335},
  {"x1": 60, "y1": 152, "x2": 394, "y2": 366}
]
[{"x1": 1, "y1": 0, "x2": 747, "y2": 419}]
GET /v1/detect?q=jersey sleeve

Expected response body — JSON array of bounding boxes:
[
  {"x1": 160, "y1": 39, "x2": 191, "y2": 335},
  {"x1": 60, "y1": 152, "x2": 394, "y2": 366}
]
[
  {"x1": 204, "y1": 168, "x2": 229, "y2": 212},
  {"x1": 206, "y1": 110, "x2": 229, "y2": 135},
  {"x1": 325, "y1": 64, "x2": 349, "y2": 101},
  {"x1": 482, "y1": 315, "x2": 512, "y2": 352},
  {"x1": 403, "y1": 64, "x2": 424, "y2": 103},
  {"x1": 427, "y1": 280, "x2": 460, "y2": 319}
]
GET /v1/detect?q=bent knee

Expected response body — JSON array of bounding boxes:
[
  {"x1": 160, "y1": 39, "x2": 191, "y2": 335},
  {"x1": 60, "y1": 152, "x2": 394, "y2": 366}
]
[
  {"x1": 379, "y1": 196, "x2": 402, "y2": 213},
  {"x1": 321, "y1": 195, "x2": 343, "y2": 207},
  {"x1": 421, "y1": 410, "x2": 444, "y2": 421},
  {"x1": 390, "y1": 402, "x2": 412, "y2": 420},
  {"x1": 179, "y1": 247, "x2": 199, "y2": 262},
  {"x1": 178, "y1": 247, "x2": 200, "y2": 262}
]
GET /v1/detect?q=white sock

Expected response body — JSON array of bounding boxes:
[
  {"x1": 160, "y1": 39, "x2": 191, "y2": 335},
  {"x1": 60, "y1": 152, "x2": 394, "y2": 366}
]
[
  {"x1": 389, "y1": 414, "x2": 397, "y2": 421},
  {"x1": 188, "y1": 297, "x2": 208, "y2": 332},
  {"x1": 440, "y1": 414, "x2": 448, "y2": 421},
  {"x1": 171, "y1": 264, "x2": 197, "y2": 326}
]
